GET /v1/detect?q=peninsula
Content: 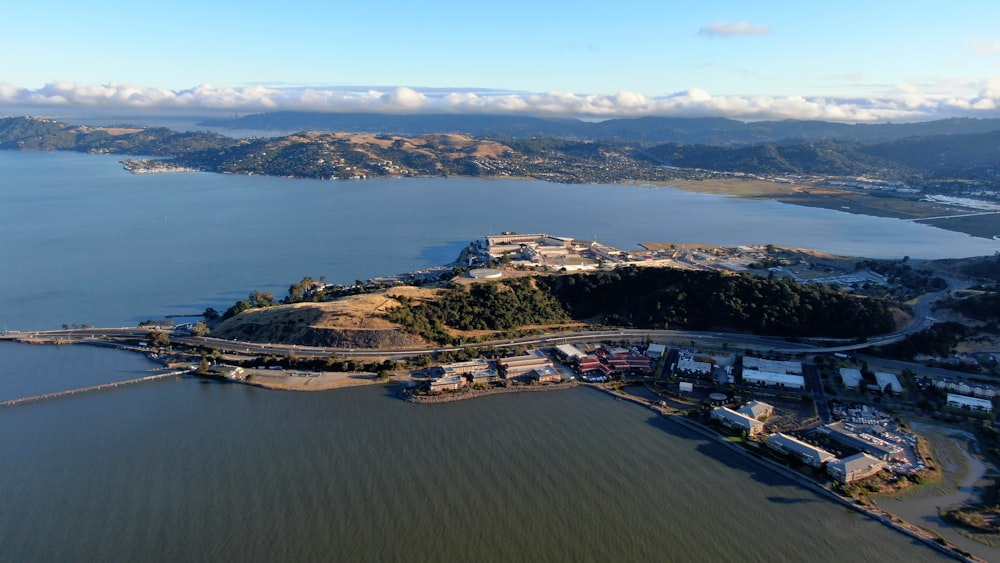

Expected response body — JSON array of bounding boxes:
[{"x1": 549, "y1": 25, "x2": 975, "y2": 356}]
[{"x1": 2, "y1": 115, "x2": 999, "y2": 238}]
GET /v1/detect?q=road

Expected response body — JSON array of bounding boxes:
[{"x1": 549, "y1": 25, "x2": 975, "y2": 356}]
[{"x1": 0, "y1": 281, "x2": 962, "y2": 365}]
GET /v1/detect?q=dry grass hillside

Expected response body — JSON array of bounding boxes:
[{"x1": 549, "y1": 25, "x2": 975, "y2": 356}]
[{"x1": 211, "y1": 287, "x2": 440, "y2": 348}]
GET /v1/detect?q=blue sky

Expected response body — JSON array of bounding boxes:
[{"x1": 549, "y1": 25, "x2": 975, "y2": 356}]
[{"x1": 3, "y1": 0, "x2": 1000, "y2": 121}]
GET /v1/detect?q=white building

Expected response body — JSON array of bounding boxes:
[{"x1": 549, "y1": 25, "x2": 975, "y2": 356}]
[
  {"x1": 742, "y1": 356, "x2": 802, "y2": 375},
  {"x1": 646, "y1": 343, "x2": 666, "y2": 359},
  {"x1": 947, "y1": 393, "x2": 993, "y2": 413},
  {"x1": 874, "y1": 372, "x2": 902, "y2": 394},
  {"x1": 554, "y1": 344, "x2": 585, "y2": 361},
  {"x1": 742, "y1": 370, "x2": 804, "y2": 389},
  {"x1": 839, "y1": 368, "x2": 863, "y2": 389}
]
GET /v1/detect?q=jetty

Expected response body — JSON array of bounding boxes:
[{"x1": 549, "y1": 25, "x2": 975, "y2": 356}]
[{"x1": 0, "y1": 370, "x2": 187, "y2": 409}]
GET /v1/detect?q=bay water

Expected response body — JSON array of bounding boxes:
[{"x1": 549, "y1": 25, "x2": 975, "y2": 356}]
[{"x1": 2, "y1": 150, "x2": 990, "y2": 561}]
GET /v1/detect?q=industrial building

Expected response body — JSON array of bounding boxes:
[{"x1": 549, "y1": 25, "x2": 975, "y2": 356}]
[
  {"x1": 742, "y1": 356, "x2": 802, "y2": 375},
  {"x1": 947, "y1": 393, "x2": 994, "y2": 413},
  {"x1": 677, "y1": 356, "x2": 712, "y2": 376},
  {"x1": 499, "y1": 350, "x2": 558, "y2": 382},
  {"x1": 646, "y1": 343, "x2": 666, "y2": 359},
  {"x1": 874, "y1": 372, "x2": 902, "y2": 394},
  {"x1": 554, "y1": 344, "x2": 585, "y2": 361},
  {"x1": 741, "y1": 371, "x2": 804, "y2": 389},
  {"x1": 839, "y1": 368, "x2": 863, "y2": 389}
]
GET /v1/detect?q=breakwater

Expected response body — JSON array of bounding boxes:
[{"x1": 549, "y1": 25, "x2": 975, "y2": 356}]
[{"x1": 0, "y1": 371, "x2": 185, "y2": 408}]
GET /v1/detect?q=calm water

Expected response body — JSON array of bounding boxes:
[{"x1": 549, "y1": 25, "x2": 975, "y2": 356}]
[
  {"x1": 0, "y1": 383, "x2": 947, "y2": 562},
  {"x1": 0, "y1": 150, "x2": 986, "y2": 561},
  {"x1": 2, "y1": 150, "x2": 998, "y2": 331}
]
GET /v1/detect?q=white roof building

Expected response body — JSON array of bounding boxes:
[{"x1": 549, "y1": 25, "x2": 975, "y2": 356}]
[
  {"x1": 874, "y1": 372, "x2": 902, "y2": 394},
  {"x1": 947, "y1": 393, "x2": 993, "y2": 413},
  {"x1": 646, "y1": 343, "x2": 666, "y2": 359},
  {"x1": 554, "y1": 344, "x2": 585, "y2": 361},
  {"x1": 743, "y1": 356, "x2": 802, "y2": 375},
  {"x1": 839, "y1": 368, "x2": 863, "y2": 389},
  {"x1": 742, "y1": 371, "x2": 804, "y2": 389}
]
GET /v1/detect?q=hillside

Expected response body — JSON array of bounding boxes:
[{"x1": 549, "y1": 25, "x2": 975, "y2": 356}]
[
  {"x1": 200, "y1": 112, "x2": 1000, "y2": 146},
  {"x1": 3, "y1": 115, "x2": 1000, "y2": 196},
  {"x1": 211, "y1": 289, "x2": 433, "y2": 348},
  {"x1": 215, "y1": 267, "x2": 900, "y2": 348}
]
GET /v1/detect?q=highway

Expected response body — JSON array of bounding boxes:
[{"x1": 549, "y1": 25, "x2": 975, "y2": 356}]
[{"x1": 0, "y1": 280, "x2": 965, "y2": 365}]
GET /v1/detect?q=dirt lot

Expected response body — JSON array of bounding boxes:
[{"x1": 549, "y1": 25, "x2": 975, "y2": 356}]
[{"x1": 243, "y1": 368, "x2": 388, "y2": 391}]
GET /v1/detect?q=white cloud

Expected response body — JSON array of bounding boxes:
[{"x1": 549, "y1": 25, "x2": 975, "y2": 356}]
[
  {"x1": 967, "y1": 38, "x2": 1000, "y2": 55},
  {"x1": 698, "y1": 21, "x2": 771, "y2": 38},
  {"x1": 2, "y1": 81, "x2": 1000, "y2": 123}
]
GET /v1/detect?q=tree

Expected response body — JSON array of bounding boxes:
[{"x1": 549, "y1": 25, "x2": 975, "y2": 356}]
[
  {"x1": 198, "y1": 356, "x2": 210, "y2": 374},
  {"x1": 146, "y1": 330, "x2": 170, "y2": 348},
  {"x1": 191, "y1": 322, "x2": 210, "y2": 337},
  {"x1": 202, "y1": 307, "x2": 220, "y2": 321}
]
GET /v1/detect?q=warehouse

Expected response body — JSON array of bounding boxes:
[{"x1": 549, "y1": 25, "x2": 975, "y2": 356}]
[
  {"x1": 742, "y1": 371, "x2": 804, "y2": 389},
  {"x1": 947, "y1": 393, "x2": 993, "y2": 413}
]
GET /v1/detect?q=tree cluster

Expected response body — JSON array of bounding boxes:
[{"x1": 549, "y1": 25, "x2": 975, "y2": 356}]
[
  {"x1": 386, "y1": 278, "x2": 569, "y2": 343},
  {"x1": 536, "y1": 267, "x2": 895, "y2": 337},
  {"x1": 872, "y1": 322, "x2": 970, "y2": 360}
]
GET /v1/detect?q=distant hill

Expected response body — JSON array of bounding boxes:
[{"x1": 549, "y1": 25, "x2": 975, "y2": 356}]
[
  {"x1": 638, "y1": 130, "x2": 1000, "y2": 181},
  {"x1": 2, "y1": 115, "x2": 998, "y2": 189},
  {"x1": 200, "y1": 112, "x2": 1000, "y2": 146}
]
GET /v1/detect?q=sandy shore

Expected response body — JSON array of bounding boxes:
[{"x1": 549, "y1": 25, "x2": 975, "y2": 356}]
[{"x1": 238, "y1": 369, "x2": 387, "y2": 391}]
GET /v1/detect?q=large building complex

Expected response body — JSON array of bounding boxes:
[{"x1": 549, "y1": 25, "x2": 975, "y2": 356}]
[
  {"x1": 741, "y1": 356, "x2": 804, "y2": 389},
  {"x1": 766, "y1": 433, "x2": 836, "y2": 467},
  {"x1": 816, "y1": 422, "x2": 903, "y2": 461}
]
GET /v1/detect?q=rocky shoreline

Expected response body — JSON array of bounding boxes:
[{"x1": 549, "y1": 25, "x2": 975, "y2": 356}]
[{"x1": 403, "y1": 381, "x2": 578, "y2": 404}]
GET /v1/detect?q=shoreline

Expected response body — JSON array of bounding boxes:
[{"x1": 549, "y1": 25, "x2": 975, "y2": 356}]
[
  {"x1": 578, "y1": 384, "x2": 984, "y2": 562},
  {"x1": 875, "y1": 423, "x2": 998, "y2": 560},
  {"x1": 403, "y1": 381, "x2": 578, "y2": 403},
  {"x1": 661, "y1": 408, "x2": 981, "y2": 561}
]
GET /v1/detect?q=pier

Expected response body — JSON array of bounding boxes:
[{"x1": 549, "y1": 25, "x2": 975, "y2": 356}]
[{"x1": 0, "y1": 370, "x2": 187, "y2": 409}]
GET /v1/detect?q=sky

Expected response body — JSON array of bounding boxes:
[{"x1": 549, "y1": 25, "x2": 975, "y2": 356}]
[{"x1": 3, "y1": 0, "x2": 1000, "y2": 122}]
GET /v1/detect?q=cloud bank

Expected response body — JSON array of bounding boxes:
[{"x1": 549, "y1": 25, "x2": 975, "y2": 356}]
[
  {"x1": 1, "y1": 81, "x2": 999, "y2": 122},
  {"x1": 698, "y1": 21, "x2": 771, "y2": 38}
]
